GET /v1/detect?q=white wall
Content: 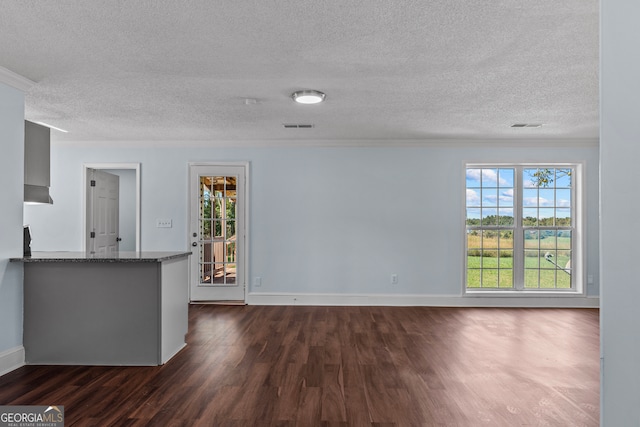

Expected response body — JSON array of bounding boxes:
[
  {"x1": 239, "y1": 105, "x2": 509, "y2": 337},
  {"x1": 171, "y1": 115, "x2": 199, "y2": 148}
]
[
  {"x1": 25, "y1": 140, "x2": 600, "y2": 303},
  {"x1": 600, "y1": 0, "x2": 640, "y2": 424},
  {"x1": 0, "y1": 83, "x2": 25, "y2": 361}
]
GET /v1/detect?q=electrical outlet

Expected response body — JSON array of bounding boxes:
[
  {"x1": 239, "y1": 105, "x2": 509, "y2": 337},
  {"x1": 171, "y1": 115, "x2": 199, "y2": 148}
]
[
  {"x1": 254, "y1": 277, "x2": 262, "y2": 287},
  {"x1": 156, "y1": 218, "x2": 172, "y2": 228},
  {"x1": 391, "y1": 274, "x2": 398, "y2": 284}
]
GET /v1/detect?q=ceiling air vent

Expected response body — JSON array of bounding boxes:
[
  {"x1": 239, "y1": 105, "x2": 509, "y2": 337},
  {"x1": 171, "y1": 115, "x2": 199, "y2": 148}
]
[
  {"x1": 511, "y1": 123, "x2": 543, "y2": 128},
  {"x1": 283, "y1": 124, "x2": 314, "y2": 129}
]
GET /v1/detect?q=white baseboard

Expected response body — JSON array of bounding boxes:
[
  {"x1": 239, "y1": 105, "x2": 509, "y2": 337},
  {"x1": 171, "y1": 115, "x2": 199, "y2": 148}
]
[
  {"x1": 0, "y1": 346, "x2": 25, "y2": 377},
  {"x1": 247, "y1": 292, "x2": 600, "y2": 308}
]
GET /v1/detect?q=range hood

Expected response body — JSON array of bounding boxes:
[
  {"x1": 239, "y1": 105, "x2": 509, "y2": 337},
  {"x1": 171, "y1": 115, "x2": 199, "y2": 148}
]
[{"x1": 24, "y1": 120, "x2": 53, "y2": 204}]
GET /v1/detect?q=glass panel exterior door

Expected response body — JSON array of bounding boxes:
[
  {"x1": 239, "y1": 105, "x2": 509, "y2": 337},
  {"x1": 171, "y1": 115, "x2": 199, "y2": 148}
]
[{"x1": 190, "y1": 164, "x2": 246, "y2": 302}]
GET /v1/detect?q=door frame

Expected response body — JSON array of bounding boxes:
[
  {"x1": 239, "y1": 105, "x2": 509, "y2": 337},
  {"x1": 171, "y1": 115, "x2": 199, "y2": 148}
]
[
  {"x1": 83, "y1": 163, "x2": 141, "y2": 252},
  {"x1": 188, "y1": 161, "x2": 250, "y2": 302}
]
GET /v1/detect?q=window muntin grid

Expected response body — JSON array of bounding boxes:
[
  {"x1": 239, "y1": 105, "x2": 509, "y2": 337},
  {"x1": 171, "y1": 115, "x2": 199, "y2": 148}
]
[
  {"x1": 466, "y1": 168, "x2": 515, "y2": 289},
  {"x1": 521, "y1": 168, "x2": 573, "y2": 289},
  {"x1": 465, "y1": 166, "x2": 575, "y2": 291},
  {"x1": 199, "y1": 176, "x2": 237, "y2": 286}
]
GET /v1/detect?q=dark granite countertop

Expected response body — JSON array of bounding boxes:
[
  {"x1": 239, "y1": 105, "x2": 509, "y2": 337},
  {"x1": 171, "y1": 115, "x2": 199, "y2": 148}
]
[{"x1": 11, "y1": 251, "x2": 191, "y2": 263}]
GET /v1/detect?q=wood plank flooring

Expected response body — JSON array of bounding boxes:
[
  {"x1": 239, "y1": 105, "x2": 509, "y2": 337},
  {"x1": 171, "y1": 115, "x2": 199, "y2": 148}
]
[{"x1": 0, "y1": 305, "x2": 599, "y2": 426}]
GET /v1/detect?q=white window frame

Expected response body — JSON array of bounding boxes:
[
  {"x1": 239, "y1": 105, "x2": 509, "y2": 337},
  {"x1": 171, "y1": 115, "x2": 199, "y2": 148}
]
[{"x1": 464, "y1": 163, "x2": 585, "y2": 296}]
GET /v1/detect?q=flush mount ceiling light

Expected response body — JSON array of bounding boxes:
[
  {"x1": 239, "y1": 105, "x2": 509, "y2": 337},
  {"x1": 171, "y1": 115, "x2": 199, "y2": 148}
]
[{"x1": 291, "y1": 90, "x2": 326, "y2": 104}]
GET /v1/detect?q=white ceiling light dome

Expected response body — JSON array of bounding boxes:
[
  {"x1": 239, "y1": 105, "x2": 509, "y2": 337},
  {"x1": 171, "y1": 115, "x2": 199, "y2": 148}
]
[{"x1": 291, "y1": 90, "x2": 326, "y2": 104}]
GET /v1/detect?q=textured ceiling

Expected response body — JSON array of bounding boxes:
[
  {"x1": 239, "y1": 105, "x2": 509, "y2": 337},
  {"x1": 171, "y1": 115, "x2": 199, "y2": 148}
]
[{"x1": 0, "y1": 1, "x2": 599, "y2": 142}]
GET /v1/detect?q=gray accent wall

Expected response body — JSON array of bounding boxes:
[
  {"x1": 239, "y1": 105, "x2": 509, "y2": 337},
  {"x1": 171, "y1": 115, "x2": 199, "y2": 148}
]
[
  {"x1": 600, "y1": 0, "x2": 640, "y2": 424},
  {"x1": 0, "y1": 83, "x2": 25, "y2": 353}
]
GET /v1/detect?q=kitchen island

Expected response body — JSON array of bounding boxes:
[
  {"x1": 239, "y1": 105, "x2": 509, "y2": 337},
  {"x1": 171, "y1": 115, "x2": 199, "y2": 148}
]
[{"x1": 11, "y1": 251, "x2": 191, "y2": 366}]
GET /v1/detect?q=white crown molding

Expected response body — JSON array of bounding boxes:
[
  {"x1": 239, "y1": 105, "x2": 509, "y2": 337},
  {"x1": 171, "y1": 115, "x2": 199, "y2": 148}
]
[
  {"x1": 0, "y1": 66, "x2": 36, "y2": 92},
  {"x1": 54, "y1": 138, "x2": 600, "y2": 149}
]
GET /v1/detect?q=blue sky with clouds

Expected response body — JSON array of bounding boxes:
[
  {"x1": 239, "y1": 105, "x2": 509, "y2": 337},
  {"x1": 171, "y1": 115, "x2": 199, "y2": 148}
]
[{"x1": 466, "y1": 168, "x2": 572, "y2": 221}]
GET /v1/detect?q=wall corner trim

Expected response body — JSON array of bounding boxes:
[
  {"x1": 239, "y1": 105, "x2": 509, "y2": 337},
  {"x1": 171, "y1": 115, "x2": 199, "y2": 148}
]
[
  {"x1": 0, "y1": 346, "x2": 25, "y2": 377},
  {"x1": 0, "y1": 66, "x2": 36, "y2": 92}
]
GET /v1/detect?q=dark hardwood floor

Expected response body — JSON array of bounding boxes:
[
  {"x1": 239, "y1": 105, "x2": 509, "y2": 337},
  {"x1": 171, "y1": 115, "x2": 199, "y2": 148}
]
[{"x1": 0, "y1": 305, "x2": 599, "y2": 426}]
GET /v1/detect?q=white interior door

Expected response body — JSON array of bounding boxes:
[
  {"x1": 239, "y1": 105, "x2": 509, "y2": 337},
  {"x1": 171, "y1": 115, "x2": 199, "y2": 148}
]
[
  {"x1": 87, "y1": 169, "x2": 120, "y2": 254},
  {"x1": 189, "y1": 164, "x2": 246, "y2": 302}
]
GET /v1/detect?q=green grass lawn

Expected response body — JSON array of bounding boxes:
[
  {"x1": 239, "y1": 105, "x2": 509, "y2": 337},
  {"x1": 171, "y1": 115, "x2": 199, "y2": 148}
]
[{"x1": 467, "y1": 255, "x2": 571, "y2": 289}]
